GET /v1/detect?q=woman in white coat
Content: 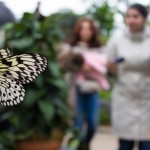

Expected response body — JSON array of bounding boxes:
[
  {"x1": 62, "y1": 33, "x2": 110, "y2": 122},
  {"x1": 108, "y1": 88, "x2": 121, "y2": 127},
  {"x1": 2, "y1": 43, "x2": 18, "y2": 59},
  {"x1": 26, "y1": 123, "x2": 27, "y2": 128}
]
[{"x1": 106, "y1": 3, "x2": 150, "y2": 150}]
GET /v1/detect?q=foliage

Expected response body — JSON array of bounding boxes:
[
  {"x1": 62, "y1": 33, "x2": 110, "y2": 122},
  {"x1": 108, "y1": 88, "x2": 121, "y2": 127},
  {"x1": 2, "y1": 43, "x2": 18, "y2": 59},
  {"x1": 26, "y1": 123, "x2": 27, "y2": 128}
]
[
  {"x1": 100, "y1": 109, "x2": 111, "y2": 125},
  {"x1": 100, "y1": 90, "x2": 111, "y2": 102},
  {"x1": 100, "y1": 35, "x2": 110, "y2": 45},
  {"x1": 99, "y1": 89, "x2": 111, "y2": 125},
  {"x1": 48, "y1": 9, "x2": 80, "y2": 41},
  {"x1": 87, "y1": 2, "x2": 115, "y2": 36},
  {"x1": 0, "y1": 132, "x2": 14, "y2": 150},
  {"x1": 0, "y1": 12, "x2": 71, "y2": 143},
  {"x1": 49, "y1": 4, "x2": 115, "y2": 42}
]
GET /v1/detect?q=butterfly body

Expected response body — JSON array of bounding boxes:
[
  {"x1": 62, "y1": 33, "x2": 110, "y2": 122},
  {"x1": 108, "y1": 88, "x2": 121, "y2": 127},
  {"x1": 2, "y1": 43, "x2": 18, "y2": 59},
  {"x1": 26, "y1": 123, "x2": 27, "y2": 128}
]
[{"x1": 0, "y1": 49, "x2": 47, "y2": 106}]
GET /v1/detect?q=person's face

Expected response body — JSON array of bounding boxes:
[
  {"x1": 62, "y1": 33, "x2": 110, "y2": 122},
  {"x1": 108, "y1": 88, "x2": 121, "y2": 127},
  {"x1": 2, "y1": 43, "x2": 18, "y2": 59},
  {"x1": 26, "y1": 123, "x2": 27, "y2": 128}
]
[
  {"x1": 79, "y1": 21, "x2": 93, "y2": 43},
  {"x1": 125, "y1": 8, "x2": 146, "y2": 32}
]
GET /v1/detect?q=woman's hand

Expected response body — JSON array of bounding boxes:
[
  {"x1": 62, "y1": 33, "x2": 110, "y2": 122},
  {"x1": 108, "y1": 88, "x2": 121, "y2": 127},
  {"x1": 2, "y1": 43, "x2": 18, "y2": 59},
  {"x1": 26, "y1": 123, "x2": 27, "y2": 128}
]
[
  {"x1": 107, "y1": 61, "x2": 117, "y2": 75},
  {"x1": 82, "y1": 64, "x2": 92, "y2": 73}
]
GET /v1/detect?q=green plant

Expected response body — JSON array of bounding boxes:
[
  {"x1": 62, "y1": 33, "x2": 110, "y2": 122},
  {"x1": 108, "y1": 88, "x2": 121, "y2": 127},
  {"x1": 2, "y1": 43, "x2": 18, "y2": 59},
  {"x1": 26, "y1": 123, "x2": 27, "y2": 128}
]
[
  {"x1": 99, "y1": 90, "x2": 111, "y2": 125},
  {"x1": 0, "y1": 12, "x2": 71, "y2": 144},
  {"x1": 0, "y1": 132, "x2": 14, "y2": 150},
  {"x1": 100, "y1": 90, "x2": 111, "y2": 101},
  {"x1": 100, "y1": 109, "x2": 111, "y2": 125},
  {"x1": 87, "y1": 2, "x2": 115, "y2": 36},
  {"x1": 48, "y1": 9, "x2": 80, "y2": 41}
]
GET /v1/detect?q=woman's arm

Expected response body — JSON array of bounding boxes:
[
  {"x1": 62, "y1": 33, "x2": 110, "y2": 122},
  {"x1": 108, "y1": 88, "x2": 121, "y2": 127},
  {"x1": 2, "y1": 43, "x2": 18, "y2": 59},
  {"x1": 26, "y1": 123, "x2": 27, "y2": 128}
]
[
  {"x1": 104, "y1": 35, "x2": 119, "y2": 76},
  {"x1": 57, "y1": 43, "x2": 73, "y2": 71}
]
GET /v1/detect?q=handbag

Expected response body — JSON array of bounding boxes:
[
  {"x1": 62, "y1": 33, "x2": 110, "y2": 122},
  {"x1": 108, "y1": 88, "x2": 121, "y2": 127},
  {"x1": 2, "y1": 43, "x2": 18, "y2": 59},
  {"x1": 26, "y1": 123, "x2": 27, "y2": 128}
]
[{"x1": 76, "y1": 80, "x2": 101, "y2": 94}]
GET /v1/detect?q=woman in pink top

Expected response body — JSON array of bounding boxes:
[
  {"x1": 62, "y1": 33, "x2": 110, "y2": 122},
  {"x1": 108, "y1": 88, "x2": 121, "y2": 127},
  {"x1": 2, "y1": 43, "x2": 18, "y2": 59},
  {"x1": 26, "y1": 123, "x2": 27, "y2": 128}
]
[{"x1": 59, "y1": 18, "x2": 105, "y2": 150}]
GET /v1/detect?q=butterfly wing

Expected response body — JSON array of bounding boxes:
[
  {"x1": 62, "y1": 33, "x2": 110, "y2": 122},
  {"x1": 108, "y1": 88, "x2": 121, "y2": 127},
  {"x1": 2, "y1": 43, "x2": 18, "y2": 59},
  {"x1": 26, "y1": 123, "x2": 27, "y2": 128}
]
[
  {"x1": 0, "y1": 50, "x2": 47, "y2": 106},
  {"x1": 0, "y1": 48, "x2": 12, "y2": 59},
  {"x1": 0, "y1": 53, "x2": 47, "y2": 84},
  {"x1": 0, "y1": 76, "x2": 25, "y2": 106}
]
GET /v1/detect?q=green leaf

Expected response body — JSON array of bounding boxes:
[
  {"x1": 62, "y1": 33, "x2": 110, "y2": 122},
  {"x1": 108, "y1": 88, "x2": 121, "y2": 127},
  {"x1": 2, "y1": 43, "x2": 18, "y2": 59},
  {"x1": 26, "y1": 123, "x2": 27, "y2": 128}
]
[
  {"x1": 22, "y1": 12, "x2": 35, "y2": 22},
  {"x1": 48, "y1": 62, "x2": 61, "y2": 77},
  {"x1": 49, "y1": 79, "x2": 66, "y2": 89},
  {"x1": 9, "y1": 115, "x2": 20, "y2": 126},
  {"x1": 8, "y1": 37, "x2": 34, "y2": 49},
  {"x1": 24, "y1": 89, "x2": 45, "y2": 106},
  {"x1": 35, "y1": 75, "x2": 44, "y2": 88},
  {"x1": 0, "y1": 132, "x2": 14, "y2": 149},
  {"x1": 38, "y1": 101, "x2": 55, "y2": 123},
  {"x1": 33, "y1": 21, "x2": 41, "y2": 31},
  {"x1": 0, "y1": 111, "x2": 13, "y2": 122},
  {"x1": 15, "y1": 130, "x2": 35, "y2": 140},
  {"x1": 55, "y1": 98, "x2": 71, "y2": 119},
  {"x1": 3, "y1": 23, "x2": 14, "y2": 31}
]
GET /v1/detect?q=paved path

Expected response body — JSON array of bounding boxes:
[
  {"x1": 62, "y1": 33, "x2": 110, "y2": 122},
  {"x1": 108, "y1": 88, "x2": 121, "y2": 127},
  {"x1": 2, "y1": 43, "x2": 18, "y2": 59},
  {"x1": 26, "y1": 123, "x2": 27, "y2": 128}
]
[
  {"x1": 91, "y1": 126, "x2": 118, "y2": 150},
  {"x1": 91, "y1": 126, "x2": 138, "y2": 150},
  {"x1": 61, "y1": 126, "x2": 138, "y2": 150}
]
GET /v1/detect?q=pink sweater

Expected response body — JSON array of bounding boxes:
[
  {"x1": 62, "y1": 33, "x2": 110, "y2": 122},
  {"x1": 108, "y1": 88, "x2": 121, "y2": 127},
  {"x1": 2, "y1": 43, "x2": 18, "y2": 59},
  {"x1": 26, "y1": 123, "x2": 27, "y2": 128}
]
[{"x1": 75, "y1": 52, "x2": 110, "y2": 90}]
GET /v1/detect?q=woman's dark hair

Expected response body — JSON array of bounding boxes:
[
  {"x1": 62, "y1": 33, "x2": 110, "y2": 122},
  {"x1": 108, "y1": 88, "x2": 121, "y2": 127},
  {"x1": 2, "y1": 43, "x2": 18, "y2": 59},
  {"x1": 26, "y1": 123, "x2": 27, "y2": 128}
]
[
  {"x1": 129, "y1": 3, "x2": 148, "y2": 19},
  {"x1": 69, "y1": 18, "x2": 102, "y2": 48}
]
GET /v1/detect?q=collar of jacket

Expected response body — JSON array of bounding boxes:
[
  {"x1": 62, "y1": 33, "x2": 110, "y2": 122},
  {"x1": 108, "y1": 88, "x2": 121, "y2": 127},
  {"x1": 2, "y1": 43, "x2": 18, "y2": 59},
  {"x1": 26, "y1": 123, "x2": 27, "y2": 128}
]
[{"x1": 123, "y1": 26, "x2": 150, "y2": 41}]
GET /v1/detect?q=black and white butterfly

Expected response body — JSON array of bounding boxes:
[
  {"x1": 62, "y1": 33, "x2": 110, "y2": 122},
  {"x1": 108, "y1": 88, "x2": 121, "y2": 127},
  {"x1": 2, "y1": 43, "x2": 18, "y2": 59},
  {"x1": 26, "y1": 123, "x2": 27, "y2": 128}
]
[{"x1": 0, "y1": 48, "x2": 47, "y2": 106}]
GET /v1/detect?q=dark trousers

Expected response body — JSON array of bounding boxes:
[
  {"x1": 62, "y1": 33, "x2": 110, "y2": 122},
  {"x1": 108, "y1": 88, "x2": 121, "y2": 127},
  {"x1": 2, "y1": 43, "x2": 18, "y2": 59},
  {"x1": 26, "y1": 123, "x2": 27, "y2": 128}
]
[{"x1": 119, "y1": 139, "x2": 150, "y2": 150}]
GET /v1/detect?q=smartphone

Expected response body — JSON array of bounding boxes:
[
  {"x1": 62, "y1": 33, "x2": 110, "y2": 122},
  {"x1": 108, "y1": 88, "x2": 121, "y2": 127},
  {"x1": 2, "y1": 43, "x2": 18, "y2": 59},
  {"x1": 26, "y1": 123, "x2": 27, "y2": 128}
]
[{"x1": 114, "y1": 57, "x2": 125, "y2": 63}]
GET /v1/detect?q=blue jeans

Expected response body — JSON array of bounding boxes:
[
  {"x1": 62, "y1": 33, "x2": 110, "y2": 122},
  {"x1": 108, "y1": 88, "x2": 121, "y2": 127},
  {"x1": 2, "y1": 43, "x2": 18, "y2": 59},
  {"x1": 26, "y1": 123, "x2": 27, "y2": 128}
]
[
  {"x1": 74, "y1": 90, "x2": 100, "y2": 143},
  {"x1": 119, "y1": 139, "x2": 150, "y2": 150}
]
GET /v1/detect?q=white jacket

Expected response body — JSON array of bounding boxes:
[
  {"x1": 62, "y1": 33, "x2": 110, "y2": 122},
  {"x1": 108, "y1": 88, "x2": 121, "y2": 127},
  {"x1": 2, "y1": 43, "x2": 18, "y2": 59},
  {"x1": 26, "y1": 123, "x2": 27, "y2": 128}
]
[{"x1": 105, "y1": 26, "x2": 150, "y2": 140}]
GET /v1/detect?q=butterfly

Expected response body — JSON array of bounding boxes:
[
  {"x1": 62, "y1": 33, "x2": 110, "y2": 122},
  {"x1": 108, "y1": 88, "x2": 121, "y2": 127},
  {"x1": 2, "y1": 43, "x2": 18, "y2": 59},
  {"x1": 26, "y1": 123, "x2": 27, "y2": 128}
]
[{"x1": 0, "y1": 48, "x2": 47, "y2": 106}]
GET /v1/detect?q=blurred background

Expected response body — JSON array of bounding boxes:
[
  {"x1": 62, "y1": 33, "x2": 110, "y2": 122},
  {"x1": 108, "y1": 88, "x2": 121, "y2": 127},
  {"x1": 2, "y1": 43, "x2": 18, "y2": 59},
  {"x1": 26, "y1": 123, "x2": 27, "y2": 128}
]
[{"x1": 0, "y1": 0, "x2": 150, "y2": 150}]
